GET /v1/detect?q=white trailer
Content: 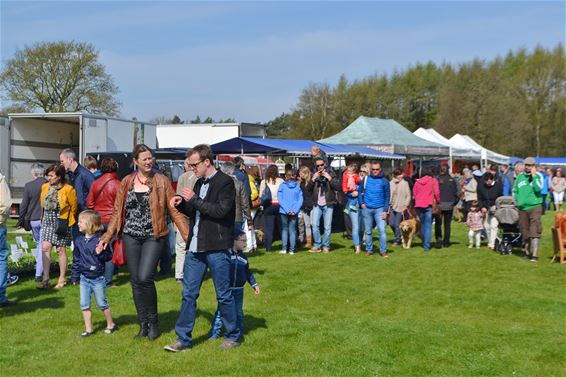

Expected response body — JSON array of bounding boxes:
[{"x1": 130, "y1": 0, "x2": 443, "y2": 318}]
[
  {"x1": 0, "y1": 112, "x2": 156, "y2": 213},
  {"x1": 157, "y1": 122, "x2": 266, "y2": 148}
]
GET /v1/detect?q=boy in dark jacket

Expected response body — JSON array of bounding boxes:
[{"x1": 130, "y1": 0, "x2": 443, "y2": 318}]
[
  {"x1": 74, "y1": 210, "x2": 115, "y2": 337},
  {"x1": 209, "y1": 235, "x2": 260, "y2": 339}
]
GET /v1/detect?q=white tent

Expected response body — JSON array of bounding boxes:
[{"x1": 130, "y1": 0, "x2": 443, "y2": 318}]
[
  {"x1": 449, "y1": 134, "x2": 509, "y2": 167},
  {"x1": 414, "y1": 128, "x2": 481, "y2": 160}
]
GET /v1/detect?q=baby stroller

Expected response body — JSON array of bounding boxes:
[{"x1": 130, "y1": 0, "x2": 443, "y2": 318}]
[{"x1": 494, "y1": 196, "x2": 523, "y2": 255}]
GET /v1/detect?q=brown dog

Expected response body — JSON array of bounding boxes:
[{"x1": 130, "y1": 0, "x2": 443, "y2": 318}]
[{"x1": 400, "y1": 217, "x2": 421, "y2": 249}]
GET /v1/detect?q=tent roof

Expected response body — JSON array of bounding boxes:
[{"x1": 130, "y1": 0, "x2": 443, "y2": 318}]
[
  {"x1": 449, "y1": 134, "x2": 509, "y2": 164},
  {"x1": 318, "y1": 116, "x2": 448, "y2": 156},
  {"x1": 413, "y1": 128, "x2": 481, "y2": 160},
  {"x1": 210, "y1": 137, "x2": 405, "y2": 160}
]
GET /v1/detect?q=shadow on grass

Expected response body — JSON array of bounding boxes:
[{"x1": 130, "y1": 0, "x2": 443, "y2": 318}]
[
  {"x1": 0, "y1": 296, "x2": 64, "y2": 317},
  {"x1": 9, "y1": 286, "x2": 59, "y2": 302}
]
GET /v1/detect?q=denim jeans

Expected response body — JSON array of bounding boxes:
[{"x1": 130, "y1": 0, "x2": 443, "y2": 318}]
[
  {"x1": 348, "y1": 207, "x2": 361, "y2": 247},
  {"x1": 280, "y1": 214, "x2": 298, "y2": 252},
  {"x1": 31, "y1": 220, "x2": 42, "y2": 278},
  {"x1": 210, "y1": 288, "x2": 244, "y2": 338},
  {"x1": 0, "y1": 226, "x2": 8, "y2": 304},
  {"x1": 311, "y1": 205, "x2": 334, "y2": 248},
  {"x1": 175, "y1": 250, "x2": 240, "y2": 347},
  {"x1": 417, "y1": 207, "x2": 433, "y2": 251},
  {"x1": 362, "y1": 207, "x2": 387, "y2": 253},
  {"x1": 79, "y1": 275, "x2": 109, "y2": 310},
  {"x1": 388, "y1": 210, "x2": 403, "y2": 244}
]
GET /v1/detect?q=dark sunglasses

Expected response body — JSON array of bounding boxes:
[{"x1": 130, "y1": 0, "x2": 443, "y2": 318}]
[
  {"x1": 371, "y1": 168, "x2": 381, "y2": 171},
  {"x1": 316, "y1": 163, "x2": 325, "y2": 167}
]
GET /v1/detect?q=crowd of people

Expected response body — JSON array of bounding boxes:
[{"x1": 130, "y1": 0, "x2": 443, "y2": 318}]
[{"x1": 0, "y1": 143, "x2": 563, "y2": 353}]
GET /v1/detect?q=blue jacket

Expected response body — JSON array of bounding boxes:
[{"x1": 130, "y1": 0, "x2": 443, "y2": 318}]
[
  {"x1": 230, "y1": 252, "x2": 258, "y2": 289},
  {"x1": 540, "y1": 171, "x2": 549, "y2": 195},
  {"x1": 359, "y1": 173, "x2": 390, "y2": 209},
  {"x1": 68, "y1": 164, "x2": 95, "y2": 213},
  {"x1": 72, "y1": 231, "x2": 112, "y2": 280},
  {"x1": 278, "y1": 180, "x2": 303, "y2": 215}
]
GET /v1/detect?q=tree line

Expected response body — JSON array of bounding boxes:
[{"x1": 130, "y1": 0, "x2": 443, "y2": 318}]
[{"x1": 267, "y1": 44, "x2": 565, "y2": 157}]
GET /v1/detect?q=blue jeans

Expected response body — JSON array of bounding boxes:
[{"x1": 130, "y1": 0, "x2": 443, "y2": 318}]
[
  {"x1": 210, "y1": 288, "x2": 244, "y2": 338},
  {"x1": 417, "y1": 207, "x2": 433, "y2": 251},
  {"x1": 362, "y1": 207, "x2": 387, "y2": 253},
  {"x1": 280, "y1": 214, "x2": 298, "y2": 252},
  {"x1": 348, "y1": 207, "x2": 361, "y2": 247},
  {"x1": 79, "y1": 275, "x2": 109, "y2": 310},
  {"x1": 0, "y1": 226, "x2": 8, "y2": 304},
  {"x1": 31, "y1": 220, "x2": 42, "y2": 278},
  {"x1": 311, "y1": 205, "x2": 334, "y2": 248},
  {"x1": 175, "y1": 250, "x2": 240, "y2": 347}
]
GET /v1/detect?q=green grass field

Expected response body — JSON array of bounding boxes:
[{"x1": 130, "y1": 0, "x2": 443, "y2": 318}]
[{"x1": 1, "y1": 214, "x2": 565, "y2": 377}]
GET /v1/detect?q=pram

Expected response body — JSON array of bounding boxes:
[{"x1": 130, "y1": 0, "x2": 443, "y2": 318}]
[{"x1": 494, "y1": 196, "x2": 523, "y2": 255}]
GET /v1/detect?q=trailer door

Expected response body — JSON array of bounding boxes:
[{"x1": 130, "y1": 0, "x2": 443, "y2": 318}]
[
  {"x1": 0, "y1": 117, "x2": 9, "y2": 176},
  {"x1": 81, "y1": 116, "x2": 108, "y2": 159}
]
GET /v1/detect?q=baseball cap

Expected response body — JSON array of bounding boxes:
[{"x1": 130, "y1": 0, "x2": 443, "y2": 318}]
[{"x1": 524, "y1": 157, "x2": 536, "y2": 165}]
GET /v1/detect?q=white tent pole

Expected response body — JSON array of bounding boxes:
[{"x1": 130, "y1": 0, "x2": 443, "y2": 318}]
[{"x1": 449, "y1": 146, "x2": 453, "y2": 173}]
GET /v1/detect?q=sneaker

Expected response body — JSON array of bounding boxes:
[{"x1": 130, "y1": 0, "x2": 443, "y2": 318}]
[
  {"x1": 308, "y1": 247, "x2": 321, "y2": 253},
  {"x1": 7, "y1": 275, "x2": 19, "y2": 286},
  {"x1": 164, "y1": 341, "x2": 190, "y2": 352},
  {"x1": 468, "y1": 245, "x2": 473, "y2": 249},
  {"x1": 279, "y1": 250, "x2": 287, "y2": 255},
  {"x1": 176, "y1": 279, "x2": 183, "y2": 284},
  {"x1": 80, "y1": 331, "x2": 94, "y2": 338},
  {"x1": 322, "y1": 247, "x2": 330, "y2": 253},
  {"x1": 104, "y1": 324, "x2": 118, "y2": 334},
  {"x1": 288, "y1": 251, "x2": 295, "y2": 255},
  {"x1": 530, "y1": 257, "x2": 538, "y2": 263},
  {"x1": 218, "y1": 340, "x2": 241, "y2": 350}
]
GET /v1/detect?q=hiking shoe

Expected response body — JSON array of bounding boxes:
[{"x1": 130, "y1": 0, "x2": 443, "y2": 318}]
[
  {"x1": 164, "y1": 341, "x2": 190, "y2": 352},
  {"x1": 308, "y1": 247, "x2": 321, "y2": 253},
  {"x1": 218, "y1": 340, "x2": 241, "y2": 350},
  {"x1": 365, "y1": 252, "x2": 373, "y2": 256},
  {"x1": 380, "y1": 252, "x2": 389, "y2": 258}
]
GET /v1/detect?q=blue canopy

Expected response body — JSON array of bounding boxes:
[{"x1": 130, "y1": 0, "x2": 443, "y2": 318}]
[{"x1": 210, "y1": 137, "x2": 405, "y2": 160}]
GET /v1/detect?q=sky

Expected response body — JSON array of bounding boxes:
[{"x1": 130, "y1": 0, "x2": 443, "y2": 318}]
[{"x1": 1, "y1": 1, "x2": 564, "y2": 123}]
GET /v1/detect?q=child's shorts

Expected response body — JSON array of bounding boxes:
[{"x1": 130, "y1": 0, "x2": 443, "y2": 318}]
[{"x1": 80, "y1": 275, "x2": 109, "y2": 311}]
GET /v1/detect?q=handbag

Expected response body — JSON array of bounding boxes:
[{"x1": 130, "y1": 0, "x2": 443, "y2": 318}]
[
  {"x1": 431, "y1": 179, "x2": 442, "y2": 216},
  {"x1": 111, "y1": 177, "x2": 130, "y2": 266},
  {"x1": 260, "y1": 183, "x2": 272, "y2": 207},
  {"x1": 55, "y1": 210, "x2": 70, "y2": 236}
]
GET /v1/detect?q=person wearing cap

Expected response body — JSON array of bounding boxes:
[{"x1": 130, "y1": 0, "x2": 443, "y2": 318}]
[{"x1": 513, "y1": 157, "x2": 543, "y2": 262}]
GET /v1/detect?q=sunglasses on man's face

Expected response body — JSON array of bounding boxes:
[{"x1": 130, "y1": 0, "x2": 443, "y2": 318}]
[{"x1": 372, "y1": 168, "x2": 381, "y2": 172}]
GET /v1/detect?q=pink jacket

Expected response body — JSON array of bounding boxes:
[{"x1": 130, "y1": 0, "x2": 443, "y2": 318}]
[{"x1": 412, "y1": 176, "x2": 440, "y2": 208}]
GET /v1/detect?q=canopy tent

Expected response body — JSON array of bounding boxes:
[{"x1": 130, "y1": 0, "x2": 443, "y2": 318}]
[
  {"x1": 449, "y1": 134, "x2": 509, "y2": 166},
  {"x1": 509, "y1": 157, "x2": 566, "y2": 167},
  {"x1": 413, "y1": 128, "x2": 481, "y2": 160},
  {"x1": 318, "y1": 116, "x2": 448, "y2": 157},
  {"x1": 210, "y1": 137, "x2": 405, "y2": 160}
]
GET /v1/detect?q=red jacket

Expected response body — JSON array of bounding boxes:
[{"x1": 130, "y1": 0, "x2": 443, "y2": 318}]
[
  {"x1": 412, "y1": 176, "x2": 440, "y2": 209},
  {"x1": 342, "y1": 171, "x2": 360, "y2": 193},
  {"x1": 86, "y1": 172, "x2": 121, "y2": 224}
]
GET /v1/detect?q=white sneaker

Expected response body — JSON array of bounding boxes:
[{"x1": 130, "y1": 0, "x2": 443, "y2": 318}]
[
  {"x1": 468, "y1": 245, "x2": 473, "y2": 249},
  {"x1": 288, "y1": 251, "x2": 295, "y2": 255},
  {"x1": 280, "y1": 250, "x2": 287, "y2": 255}
]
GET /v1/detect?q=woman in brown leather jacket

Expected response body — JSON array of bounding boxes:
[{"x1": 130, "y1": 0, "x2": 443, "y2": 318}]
[{"x1": 97, "y1": 144, "x2": 188, "y2": 340}]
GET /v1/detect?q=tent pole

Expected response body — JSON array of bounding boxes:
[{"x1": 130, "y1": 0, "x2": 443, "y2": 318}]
[{"x1": 449, "y1": 146, "x2": 453, "y2": 173}]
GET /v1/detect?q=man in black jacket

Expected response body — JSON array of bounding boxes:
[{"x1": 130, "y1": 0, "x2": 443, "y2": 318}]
[
  {"x1": 165, "y1": 144, "x2": 240, "y2": 352},
  {"x1": 18, "y1": 163, "x2": 46, "y2": 281}
]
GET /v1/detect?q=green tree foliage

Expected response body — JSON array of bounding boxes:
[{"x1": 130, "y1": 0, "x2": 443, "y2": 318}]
[
  {"x1": 272, "y1": 44, "x2": 565, "y2": 156},
  {"x1": 0, "y1": 41, "x2": 121, "y2": 115}
]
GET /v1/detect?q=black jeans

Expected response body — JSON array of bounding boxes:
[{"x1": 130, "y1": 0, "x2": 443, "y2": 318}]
[
  {"x1": 263, "y1": 204, "x2": 280, "y2": 251},
  {"x1": 123, "y1": 234, "x2": 166, "y2": 324},
  {"x1": 434, "y1": 210, "x2": 453, "y2": 245}
]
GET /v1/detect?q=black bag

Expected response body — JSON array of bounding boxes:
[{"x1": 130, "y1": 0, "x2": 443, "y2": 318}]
[
  {"x1": 55, "y1": 213, "x2": 70, "y2": 236},
  {"x1": 260, "y1": 185, "x2": 272, "y2": 207},
  {"x1": 23, "y1": 219, "x2": 32, "y2": 232}
]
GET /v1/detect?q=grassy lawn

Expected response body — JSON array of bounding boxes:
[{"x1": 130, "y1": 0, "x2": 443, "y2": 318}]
[{"x1": 1, "y1": 213, "x2": 565, "y2": 376}]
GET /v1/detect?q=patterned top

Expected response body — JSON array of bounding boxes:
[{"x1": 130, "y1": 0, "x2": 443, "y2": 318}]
[
  {"x1": 466, "y1": 211, "x2": 484, "y2": 231},
  {"x1": 123, "y1": 189, "x2": 153, "y2": 238}
]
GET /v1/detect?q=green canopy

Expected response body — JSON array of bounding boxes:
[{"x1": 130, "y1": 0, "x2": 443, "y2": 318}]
[{"x1": 319, "y1": 116, "x2": 448, "y2": 157}]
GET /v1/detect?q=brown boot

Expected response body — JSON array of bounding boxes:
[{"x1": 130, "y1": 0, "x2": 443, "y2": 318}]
[{"x1": 305, "y1": 236, "x2": 313, "y2": 249}]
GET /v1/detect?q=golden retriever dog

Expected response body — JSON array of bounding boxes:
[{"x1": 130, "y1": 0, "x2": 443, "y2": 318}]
[{"x1": 400, "y1": 217, "x2": 420, "y2": 249}]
